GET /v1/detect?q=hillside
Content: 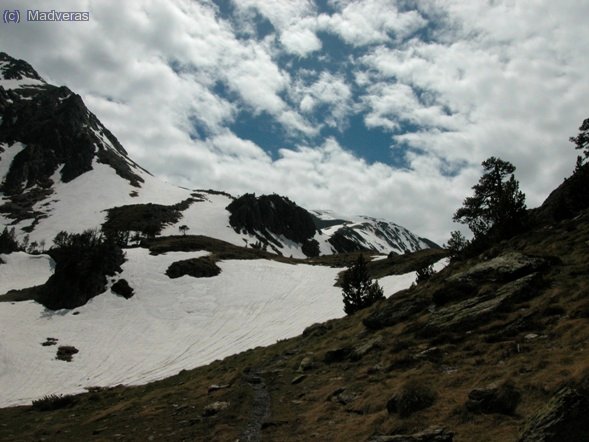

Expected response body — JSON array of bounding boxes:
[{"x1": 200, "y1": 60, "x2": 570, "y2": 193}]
[{"x1": 0, "y1": 169, "x2": 587, "y2": 441}]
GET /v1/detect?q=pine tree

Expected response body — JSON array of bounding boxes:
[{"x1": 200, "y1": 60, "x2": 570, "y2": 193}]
[
  {"x1": 342, "y1": 254, "x2": 384, "y2": 315},
  {"x1": 570, "y1": 117, "x2": 589, "y2": 170},
  {"x1": 453, "y1": 157, "x2": 526, "y2": 240}
]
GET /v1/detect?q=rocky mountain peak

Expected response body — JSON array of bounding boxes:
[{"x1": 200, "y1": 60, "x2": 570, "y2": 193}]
[{"x1": 0, "y1": 52, "x2": 44, "y2": 82}]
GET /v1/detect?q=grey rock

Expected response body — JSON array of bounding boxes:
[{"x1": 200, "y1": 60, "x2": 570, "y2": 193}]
[
  {"x1": 350, "y1": 335, "x2": 384, "y2": 361},
  {"x1": 202, "y1": 401, "x2": 229, "y2": 417},
  {"x1": 207, "y1": 384, "x2": 230, "y2": 394},
  {"x1": 291, "y1": 374, "x2": 307, "y2": 385},
  {"x1": 448, "y1": 252, "x2": 547, "y2": 284},
  {"x1": 423, "y1": 273, "x2": 541, "y2": 335},
  {"x1": 298, "y1": 356, "x2": 315, "y2": 372},
  {"x1": 368, "y1": 427, "x2": 454, "y2": 442},
  {"x1": 519, "y1": 385, "x2": 589, "y2": 442}
]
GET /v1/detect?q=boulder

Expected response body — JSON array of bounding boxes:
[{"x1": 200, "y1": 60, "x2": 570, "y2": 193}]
[
  {"x1": 519, "y1": 384, "x2": 589, "y2": 441},
  {"x1": 350, "y1": 335, "x2": 384, "y2": 361},
  {"x1": 423, "y1": 273, "x2": 541, "y2": 335},
  {"x1": 202, "y1": 401, "x2": 230, "y2": 417},
  {"x1": 466, "y1": 382, "x2": 521, "y2": 415},
  {"x1": 368, "y1": 427, "x2": 454, "y2": 442},
  {"x1": 111, "y1": 279, "x2": 134, "y2": 299},
  {"x1": 447, "y1": 252, "x2": 547, "y2": 284}
]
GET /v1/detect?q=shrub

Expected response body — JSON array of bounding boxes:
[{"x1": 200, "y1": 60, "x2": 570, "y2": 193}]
[
  {"x1": 32, "y1": 394, "x2": 76, "y2": 411},
  {"x1": 415, "y1": 264, "x2": 434, "y2": 284},
  {"x1": 387, "y1": 380, "x2": 437, "y2": 417},
  {"x1": 0, "y1": 227, "x2": 21, "y2": 253},
  {"x1": 342, "y1": 254, "x2": 384, "y2": 315},
  {"x1": 445, "y1": 230, "x2": 468, "y2": 261},
  {"x1": 570, "y1": 117, "x2": 589, "y2": 169},
  {"x1": 37, "y1": 229, "x2": 125, "y2": 310},
  {"x1": 56, "y1": 346, "x2": 79, "y2": 362}
]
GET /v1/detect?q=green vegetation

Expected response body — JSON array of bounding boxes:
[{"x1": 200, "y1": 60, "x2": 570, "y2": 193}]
[
  {"x1": 570, "y1": 117, "x2": 589, "y2": 169},
  {"x1": 453, "y1": 156, "x2": 527, "y2": 241},
  {"x1": 341, "y1": 254, "x2": 384, "y2": 315}
]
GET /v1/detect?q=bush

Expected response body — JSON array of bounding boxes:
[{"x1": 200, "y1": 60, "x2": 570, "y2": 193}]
[
  {"x1": 387, "y1": 380, "x2": 437, "y2": 417},
  {"x1": 32, "y1": 394, "x2": 76, "y2": 411},
  {"x1": 445, "y1": 230, "x2": 468, "y2": 261},
  {"x1": 37, "y1": 229, "x2": 125, "y2": 310},
  {"x1": 415, "y1": 264, "x2": 434, "y2": 284},
  {"x1": 56, "y1": 346, "x2": 79, "y2": 362},
  {"x1": 342, "y1": 254, "x2": 384, "y2": 315},
  {"x1": 0, "y1": 227, "x2": 21, "y2": 253}
]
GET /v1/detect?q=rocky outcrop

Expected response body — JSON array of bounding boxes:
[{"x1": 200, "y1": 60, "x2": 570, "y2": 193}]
[
  {"x1": 446, "y1": 252, "x2": 548, "y2": 284},
  {"x1": 519, "y1": 384, "x2": 589, "y2": 442},
  {"x1": 531, "y1": 162, "x2": 589, "y2": 224},
  {"x1": 423, "y1": 273, "x2": 542, "y2": 335},
  {"x1": 111, "y1": 279, "x2": 134, "y2": 299},
  {"x1": 363, "y1": 294, "x2": 429, "y2": 331},
  {"x1": 465, "y1": 382, "x2": 521, "y2": 415},
  {"x1": 166, "y1": 256, "x2": 221, "y2": 279},
  {"x1": 226, "y1": 193, "x2": 318, "y2": 255}
]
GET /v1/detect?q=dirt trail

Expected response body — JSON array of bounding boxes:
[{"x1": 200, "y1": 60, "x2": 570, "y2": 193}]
[{"x1": 239, "y1": 371, "x2": 271, "y2": 442}]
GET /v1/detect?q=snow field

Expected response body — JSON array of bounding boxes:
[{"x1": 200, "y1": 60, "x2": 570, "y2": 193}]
[{"x1": 0, "y1": 250, "x2": 446, "y2": 407}]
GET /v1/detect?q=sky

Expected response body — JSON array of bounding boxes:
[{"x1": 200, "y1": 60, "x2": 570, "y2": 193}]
[{"x1": 1, "y1": 0, "x2": 588, "y2": 244}]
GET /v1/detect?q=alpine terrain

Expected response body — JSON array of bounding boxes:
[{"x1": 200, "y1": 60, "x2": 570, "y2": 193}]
[
  {"x1": 1, "y1": 52, "x2": 588, "y2": 442},
  {"x1": 0, "y1": 52, "x2": 441, "y2": 410}
]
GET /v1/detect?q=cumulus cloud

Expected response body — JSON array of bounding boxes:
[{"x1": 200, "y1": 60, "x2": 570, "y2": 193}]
[{"x1": 1, "y1": 0, "x2": 588, "y2": 244}]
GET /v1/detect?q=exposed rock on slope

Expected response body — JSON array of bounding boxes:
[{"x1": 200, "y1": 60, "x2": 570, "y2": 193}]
[{"x1": 226, "y1": 193, "x2": 319, "y2": 256}]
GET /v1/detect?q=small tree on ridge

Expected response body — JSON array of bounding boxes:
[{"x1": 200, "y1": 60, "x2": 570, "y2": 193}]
[
  {"x1": 453, "y1": 157, "x2": 526, "y2": 241},
  {"x1": 342, "y1": 254, "x2": 384, "y2": 315}
]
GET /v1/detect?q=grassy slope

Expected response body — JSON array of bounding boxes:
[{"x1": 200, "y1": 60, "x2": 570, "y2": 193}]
[{"x1": 0, "y1": 214, "x2": 587, "y2": 441}]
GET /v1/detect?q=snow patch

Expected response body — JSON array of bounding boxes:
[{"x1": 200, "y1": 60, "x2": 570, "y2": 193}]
[{"x1": 0, "y1": 252, "x2": 54, "y2": 294}]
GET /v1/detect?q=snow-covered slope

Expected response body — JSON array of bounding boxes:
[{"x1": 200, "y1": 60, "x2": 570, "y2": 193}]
[
  {"x1": 311, "y1": 209, "x2": 436, "y2": 255},
  {"x1": 0, "y1": 249, "x2": 436, "y2": 407}
]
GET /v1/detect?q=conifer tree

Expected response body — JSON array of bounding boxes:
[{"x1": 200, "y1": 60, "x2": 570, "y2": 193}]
[
  {"x1": 342, "y1": 254, "x2": 384, "y2": 315},
  {"x1": 453, "y1": 157, "x2": 526, "y2": 240}
]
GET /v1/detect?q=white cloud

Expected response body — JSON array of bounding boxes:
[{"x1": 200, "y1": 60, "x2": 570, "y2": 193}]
[
  {"x1": 1, "y1": 0, "x2": 588, "y2": 245},
  {"x1": 291, "y1": 72, "x2": 354, "y2": 128},
  {"x1": 317, "y1": 0, "x2": 426, "y2": 46}
]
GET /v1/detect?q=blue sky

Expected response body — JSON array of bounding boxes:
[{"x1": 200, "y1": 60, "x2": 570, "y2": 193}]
[{"x1": 1, "y1": 0, "x2": 588, "y2": 243}]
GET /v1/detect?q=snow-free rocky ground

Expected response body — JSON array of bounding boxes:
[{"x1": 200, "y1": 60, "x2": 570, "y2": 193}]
[{"x1": 0, "y1": 248, "x2": 447, "y2": 407}]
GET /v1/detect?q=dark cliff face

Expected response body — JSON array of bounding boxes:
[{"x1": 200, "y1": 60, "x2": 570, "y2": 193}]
[
  {"x1": 530, "y1": 162, "x2": 589, "y2": 224},
  {"x1": 0, "y1": 52, "x2": 146, "y2": 224},
  {"x1": 226, "y1": 193, "x2": 318, "y2": 249},
  {"x1": 0, "y1": 52, "x2": 43, "y2": 81}
]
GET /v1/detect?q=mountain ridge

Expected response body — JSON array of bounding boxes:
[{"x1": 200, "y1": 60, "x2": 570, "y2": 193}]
[{"x1": 0, "y1": 51, "x2": 436, "y2": 257}]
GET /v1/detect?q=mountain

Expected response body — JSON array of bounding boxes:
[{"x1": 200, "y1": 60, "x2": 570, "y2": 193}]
[
  {"x1": 0, "y1": 52, "x2": 435, "y2": 259},
  {"x1": 1, "y1": 165, "x2": 588, "y2": 441},
  {"x1": 0, "y1": 52, "x2": 446, "y2": 409}
]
